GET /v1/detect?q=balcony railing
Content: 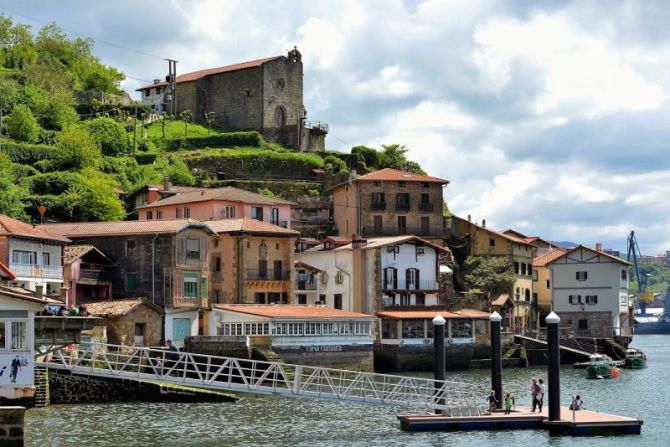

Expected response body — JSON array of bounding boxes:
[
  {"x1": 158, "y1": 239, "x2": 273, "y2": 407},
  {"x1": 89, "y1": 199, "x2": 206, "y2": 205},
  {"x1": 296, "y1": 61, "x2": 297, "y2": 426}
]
[
  {"x1": 383, "y1": 280, "x2": 439, "y2": 291},
  {"x1": 362, "y1": 226, "x2": 444, "y2": 237},
  {"x1": 246, "y1": 269, "x2": 291, "y2": 281},
  {"x1": 296, "y1": 280, "x2": 318, "y2": 290},
  {"x1": 370, "y1": 202, "x2": 386, "y2": 211},
  {"x1": 305, "y1": 120, "x2": 329, "y2": 134},
  {"x1": 419, "y1": 202, "x2": 434, "y2": 212},
  {"x1": 395, "y1": 202, "x2": 411, "y2": 211},
  {"x1": 79, "y1": 269, "x2": 113, "y2": 282},
  {"x1": 9, "y1": 263, "x2": 63, "y2": 280}
]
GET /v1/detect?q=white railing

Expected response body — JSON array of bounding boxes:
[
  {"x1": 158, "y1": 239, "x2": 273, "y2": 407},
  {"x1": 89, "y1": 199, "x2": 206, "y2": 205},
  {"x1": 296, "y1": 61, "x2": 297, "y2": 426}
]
[
  {"x1": 9, "y1": 263, "x2": 63, "y2": 279},
  {"x1": 38, "y1": 343, "x2": 480, "y2": 410}
]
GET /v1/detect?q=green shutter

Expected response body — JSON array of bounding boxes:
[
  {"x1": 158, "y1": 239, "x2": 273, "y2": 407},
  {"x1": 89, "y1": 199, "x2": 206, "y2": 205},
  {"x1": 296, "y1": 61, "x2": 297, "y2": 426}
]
[
  {"x1": 201, "y1": 277, "x2": 207, "y2": 300},
  {"x1": 183, "y1": 271, "x2": 199, "y2": 280},
  {"x1": 125, "y1": 274, "x2": 136, "y2": 292}
]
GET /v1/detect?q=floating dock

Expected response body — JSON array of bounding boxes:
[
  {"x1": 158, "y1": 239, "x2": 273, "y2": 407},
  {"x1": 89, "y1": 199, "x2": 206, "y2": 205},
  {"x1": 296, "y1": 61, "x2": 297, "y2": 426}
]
[{"x1": 398, "y1": 405, "x2": 643, "y2": 436}]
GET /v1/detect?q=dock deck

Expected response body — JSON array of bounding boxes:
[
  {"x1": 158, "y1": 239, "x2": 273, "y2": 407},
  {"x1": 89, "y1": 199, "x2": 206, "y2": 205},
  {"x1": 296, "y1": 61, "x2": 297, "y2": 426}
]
[{"x1": 398, "y1": 405, "x2": 642, "y2": 436}]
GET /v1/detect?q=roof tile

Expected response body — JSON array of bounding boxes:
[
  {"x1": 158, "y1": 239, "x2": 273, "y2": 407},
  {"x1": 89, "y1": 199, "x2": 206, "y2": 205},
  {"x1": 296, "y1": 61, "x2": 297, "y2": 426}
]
[
  {"x1": 137, "y1": 186, "x2": 295, "y2": 209},
  {"x1": 215, "y1": 304, "x2": 373, "y2": 319},
  {"x1": 85, "y1": 298, "x2": 164, "y2": 318},
  {"x1": 38, "y1": 219, "x2": 214, "y2": 237},
  {"x1": 356, "y1": 168, "x2": 449, "y2": 184},
  {"x1": 0, "y1": 215, "x2": 70, "y2": 243},
  {"x1": 376, "y1": 309, "x2": 489, "y2": 320},
  {"x1": 205, "y1": 218, "x2": 299, "y2": 235}
]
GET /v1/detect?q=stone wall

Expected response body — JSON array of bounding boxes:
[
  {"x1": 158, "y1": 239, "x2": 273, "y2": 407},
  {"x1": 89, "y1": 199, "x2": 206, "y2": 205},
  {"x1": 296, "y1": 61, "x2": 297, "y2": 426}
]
[
  {"x1": 201, "y1": 68, "x2": 264, "y2": 130},
  {"x1": 559, "y1": 311, "x2": 612, "y2": 338},
  {"x1": 0, "y1": 407, "x2": 24, "y2": 447},
  {"x1": 103, "y1": 305, "x2": 163, "y2": 347},
  {"x1": 271, "y1": 345, "x2": 374, "y2": 372},
  {"x1": 184, "y1": 336, "x2": 249, "y2": 359},
  {"x1": 374, "y1": 343, "x2": 481, "y2": 372}
]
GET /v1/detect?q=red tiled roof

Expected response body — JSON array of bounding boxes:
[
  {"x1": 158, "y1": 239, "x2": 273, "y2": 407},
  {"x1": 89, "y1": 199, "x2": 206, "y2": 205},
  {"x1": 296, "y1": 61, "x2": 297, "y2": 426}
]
[
  {"x1": 338, "y1": 235, "x2": 450, "y2": 253},
  {"x1": 215, "y1": 304, "x2": 374, "y2": 319},
  {"x1": 63, "y1": 245, "x2": 111, "y2": 265},
  {"x1": 137, "y1": 186, "x2": 295, "y2": 209},
  {"x1": 38, "y1": 220, "x2": 215, "y2": 237},
  {"x1": 136, "y1": 56, "x2": 281, "y2": 90},
  {"x1": 491, "y1": 293, "x2": 514, "y2": 307},
  {"x1": 376, "y1": 309, "x2": 489, "y2": 320},
  {"x1": 533, "y1": 248, "x2": 568, "y2": 267},
  {"x1": 0, "y1": 215, "x2": 71, "y2": 243},
  {"x1": 356, "y1": 168, "x2": 449, "y2": 184},
  {"x1": 0, "y1": 260, "x2": 15, "y2": 280},
  {"x1": 294, "y1": 260, "x2": 324, "y2": 273},
  {"x1": 85, "y1": 298, "x2": 164, "y2": 318},
  {"x1": 550, "y1": 245, "x2": 630, "y2": 266},
  {"x1": 452, "y1": 216, "x2": 535, "y2": 247},
  {"x1": 204, "y1": 218, "x2": 299, "y2": 235}
]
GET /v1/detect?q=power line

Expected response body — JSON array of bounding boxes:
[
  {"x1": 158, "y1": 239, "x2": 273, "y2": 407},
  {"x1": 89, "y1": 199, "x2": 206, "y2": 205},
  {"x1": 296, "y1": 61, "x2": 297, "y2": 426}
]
[{"x1": 0, "y1": 6, "x2": 167, "y2": 60}]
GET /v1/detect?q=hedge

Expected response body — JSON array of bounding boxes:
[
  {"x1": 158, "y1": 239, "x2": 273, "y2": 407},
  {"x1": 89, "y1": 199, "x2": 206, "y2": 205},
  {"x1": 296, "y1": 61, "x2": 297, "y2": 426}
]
[
  {"x1": 135, "y1": 153, "x2": 157, "y2": 165},
  {"x1": 26, "y1": 172, "x2": 82, "y2": 195},
  {"x1": 165, "y1": 132, "x2": 263, "y2": 151},
  {"x1": 1, "y1": 140, "x2": 60, "y2": 163}
]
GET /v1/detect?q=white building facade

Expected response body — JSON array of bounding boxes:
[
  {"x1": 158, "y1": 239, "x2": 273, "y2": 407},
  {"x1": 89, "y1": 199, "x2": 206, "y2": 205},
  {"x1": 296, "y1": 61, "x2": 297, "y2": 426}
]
[{"x1": 549, "y1": 246, "x2": 630, "y2": 337}]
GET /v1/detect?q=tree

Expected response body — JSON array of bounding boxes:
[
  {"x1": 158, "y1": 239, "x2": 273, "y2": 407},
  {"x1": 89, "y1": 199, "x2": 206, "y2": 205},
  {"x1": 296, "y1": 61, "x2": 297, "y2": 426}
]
[
  {"x1": 70, "y1": 169, "x2": 126, "y2": 221},
  {"x1": 81, "y1": 116, "x2": 129, "y2": 156},
  {"x1": 180, "y1": 109, "x2": 193, "y2": 138},
  {"x1": 25, "y1": 83, "x2": 78, "y2": 130},
  {"x1": 55, "y1": 125, "x2": 101, "y2": 170},
  {"x1": 5, "y1": 104, "x2": 40, "y2": 142},
  {"x1": 380, "y1": 144, "x2": 409, "y2": 169},
  {"x1": 463, "y1": 256, "x2": 516, "y2": 300},
  {"x1": 0, "y1": 153, "x2": 27, "y2": 219},
  {"x1": 204, "y1": 111, "x2": 216, "y2": 135},
  {"x1": 165, "y1": 157, "x2": 194, "y2": 186}
]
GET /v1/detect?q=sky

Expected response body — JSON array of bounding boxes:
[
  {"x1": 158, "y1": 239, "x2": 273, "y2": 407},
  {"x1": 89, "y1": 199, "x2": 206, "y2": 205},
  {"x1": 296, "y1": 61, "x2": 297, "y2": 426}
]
[{"x1": 2, "y1": 0, "x2": 669, "y2": 254}]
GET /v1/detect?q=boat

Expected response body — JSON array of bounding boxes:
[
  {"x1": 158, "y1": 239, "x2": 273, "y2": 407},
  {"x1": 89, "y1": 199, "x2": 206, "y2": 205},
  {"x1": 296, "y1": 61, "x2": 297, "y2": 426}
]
[
  {"x1": 634, "y1": 313, "x2": 670, "y2": 334},
  {"x1": 622, "y1": 348, "x2": 648, "y2": 369},
  {"x1": 585, "y1": 354, "x2": 619, "y2": 379}
]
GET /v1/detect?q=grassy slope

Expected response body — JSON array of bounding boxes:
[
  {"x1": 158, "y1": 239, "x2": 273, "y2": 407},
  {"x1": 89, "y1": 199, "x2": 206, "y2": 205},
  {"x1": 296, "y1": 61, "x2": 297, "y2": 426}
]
[{"x1": 135, "y1": 119, "x2": 227, "y2": 152}]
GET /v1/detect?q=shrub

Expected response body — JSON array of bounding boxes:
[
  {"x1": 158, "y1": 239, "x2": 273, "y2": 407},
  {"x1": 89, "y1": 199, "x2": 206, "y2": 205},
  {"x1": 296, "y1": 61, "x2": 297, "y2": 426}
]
[
  {"x1": 0, "y1": 140, "x2": 60, "y2": 163},
  {"x1": 135, "y1": 153, "x2": 157, "y2": 165},
  {"x1": 81, "y1": 116, "x2": 129, "y2": 156},
  {"x1": 323, "y1": 155, "x2": 348, "y2": 173},
  {"x1": 54, "y1": 125, "x2": 101, "y2": 171},
  {"x1": 165, "y1": 132, "x2": 263, "y2": 151},
  {"x1": 165, "y1": 157, "x2": 194, "y2": 186},
  {"x1": 5, "y1": 104, "x2": 40, "y2": 143}
]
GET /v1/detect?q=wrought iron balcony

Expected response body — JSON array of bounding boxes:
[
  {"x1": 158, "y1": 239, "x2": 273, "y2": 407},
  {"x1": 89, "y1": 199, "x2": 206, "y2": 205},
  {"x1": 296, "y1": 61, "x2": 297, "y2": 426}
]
[
  {"x1": 361, "y1": 226, "x2": 444, "y2": 237},
  {"x1": 382, "y1": 280, "x2": 438, "y2": 291},
  {"x1": 419, "y1": 202, "x2": 434, "y2": 212},
  {"x1": 370, "y1": 202, "x2": 386, "y2": 211},
  {"x1": 395, "y1": 202, "x2": 411, "y2": 211},
  {"x1": 296, "y1": 280, "x2": 318, "y2": 290},
  {"x1": 247, "y1": 269, "x2": 291, "y2": 281}
]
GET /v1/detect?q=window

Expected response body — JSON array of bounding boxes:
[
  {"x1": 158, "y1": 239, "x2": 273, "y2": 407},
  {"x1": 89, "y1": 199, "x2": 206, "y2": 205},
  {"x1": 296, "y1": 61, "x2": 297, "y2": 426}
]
[
  {"x1": 0, "y1": 322, "x2": 4, "y2": 349},
  {"x1": 144, "y1": 89, "x2": 150, "y2": 97},
  {"x1": 382, "y1": 319, "x2": 397, "y2": 339},
  {"x1": 251, "y1": 207, "x2": 264, "y2": 221},
  {"x1": 489, "y1": 238, "x2": 495, "y2": 247},
  {"x1": 184, "y1": 208, "x2": 191, "y2": 218},
  {"x1": 372, "y1": 181, "x2": 381, "y2": 187},
  {"x1": 401, "y1": 319, "x2": 423, "y2": 338},
  {"x1": 397, "y1": 181, "x2": 406, "y2": 188},
  {"x1": 275, "y1": 106, "x2": 286, "y2": 127},
  {"x1": 126, "y1": 240, "x2": 136, "y2": 256},
  {"x1": 374, "y1": 215, "x2": 383, "y2": 233},
  {"x1": 318, "y1": 294, "x2": 326, "y2": 304},
  {"x1": 273, "y1": 260, "x2": 283, "y2": 280},
  {"x1": 451, "y1": 320, "x2": 472, "y2": 338},
  {"x1": 298, "y1": 294, "x2": 307, "y2": 305},
  {"x1": 546, "y1": 279, "x2": 550, "y2": 289},
  {"x1": 521, "y1": 263, "x2": 527, "y2": 275},
  {"x1": 384, "y1": 267, "x2": 397, "y2": 289},
  {"x1": 514, "y1": 262, "x2": 520, "y2": 274},
  {"x1": 268, "y1": 292, "x2": 281, "y2": 304},
  {"x1": 183, "y1": 273, "x2": 198, "y2": 298},
  {"x1": 215, "y1": 290, "x2": 221, "y2": 303},
  {"x1": 621, "y1": 269, "x2": 627, "y2": 280},
  {"x1": 271, "y1": 208, "x2": 279, "y2": 225},
  {"x1": 396, "y1": 193, "x2": 410, "y2": 210},
  {"x1": 568, "y1": 295, "x2": 582, "y2": 304},
  {"x1": 42, "y1": 252, "x2": 50, "y2": 266},
  {"x1": 214, "y1": 257, "x2": 221, "y2": 272},
  {"x1": 578, "y1": 319, "x2": 588, "y2": 330},
  {"x1": 399, "y1": 293, "x2": 410, "y2": 306},
  {"x1": 527, "y1": 264, "x2": 533, "y2": 276},
  {"x1": 125, "y1": 273, "x2": 137, "y2": 292},
  {"x1": 397, "y1": 216, "x2": 407, "y2": 233},
  {"x1": 176, "y1": 208, "x2": 182, "y2": 218},
  {"x1": 334, "y1": 294, "x2": 342, "y2": 309},
  {"x1": 371, "y1": 192, "x2": 385, "y2": 209},
  {"x1": 406, "y1": 268, "x2": 419, "y2": 290},
  {"x1": 525, "y1": 289, "x2": 531, "y2": 301},
  {"x1": 576, "y1": 271, "x2": 588, "y2": 281},
  {"x1": 225, "y1": 205, "x2": 236, "y2": 219},
  {"x1": 422, "y1": 182, "x2": 430, "y2": 188},
  {"x1": 146, "y1": 211, "x2": 153, "y2": 220},
  {"x1": 200, "y1": 277, "x2": 207, "y2": 300},
  {"x1": 255, "y1": 292, "x2": 266, "y2": 304},
  {"x1": 157, "y1": 211, "x2": 163, "y2": 220},
  {"x1": 185, "y1": 238, "x2": 201, "y2": 260},
  {"x1": 585, "y1": 295, "x2": 598, "y2": 305},
  {"x1": 475, "y1": 320, "x2": 487, "y2": 334},
  {"x1": 12, "y1": 250, "x2": 36, "y2": 265},
  {"x1": 10, "y1": 321, "x2": 26, "y2": 350},
  {"x1": 415, "y1": 293, "x2": 425, "y2": 306}
]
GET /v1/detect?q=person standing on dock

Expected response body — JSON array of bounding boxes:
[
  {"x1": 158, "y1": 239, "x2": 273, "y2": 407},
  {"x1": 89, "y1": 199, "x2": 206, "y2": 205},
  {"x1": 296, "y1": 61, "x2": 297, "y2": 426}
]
[
  {"x1": 504, "y1": 393, "x2": 514, "y2": 414},
  {"x1": 487, "y1": 390, "x2": 499, "y2": 413},
  {"x1": 530, "y1": 378, "x2": 540, "y2": 412},
  {"x1": 537, "y1": 378, "x2": 545, "y2": 412}
]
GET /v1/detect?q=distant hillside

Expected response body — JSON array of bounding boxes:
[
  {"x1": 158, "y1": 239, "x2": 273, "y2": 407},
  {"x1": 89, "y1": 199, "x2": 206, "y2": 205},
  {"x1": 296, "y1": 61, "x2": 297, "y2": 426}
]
[{"x1": 550, "y1": 240, "x2": 578, "y2": 249}]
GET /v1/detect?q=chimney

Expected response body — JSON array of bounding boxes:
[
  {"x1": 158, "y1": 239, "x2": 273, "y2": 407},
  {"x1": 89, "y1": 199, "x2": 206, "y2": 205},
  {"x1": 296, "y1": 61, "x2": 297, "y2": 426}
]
[
  {"x1": 35, "y1": 284, "x2": 44, "y2": 300},
  {"x1": 482, "y1": 219, "x2": 486, "y2": 228},
  {"x1": 467, "y1": 214, "x2": 471, "y2": 222},
  {"x1": 596, "y1": 242, "x2": 602, "y2": 252},
  {"x1": 351, "y1": 233, "x2": 367, "y2": 249},
  {"x1": 163, "y1": 175, "x2": 170, "y2": 192},
  {"x1": 153, "y1": 79, "x2": 161, "y2": 85}
]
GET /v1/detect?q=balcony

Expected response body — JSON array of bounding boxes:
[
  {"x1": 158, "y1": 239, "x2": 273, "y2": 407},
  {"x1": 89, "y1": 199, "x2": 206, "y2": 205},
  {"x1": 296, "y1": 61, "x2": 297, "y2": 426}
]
[
  {"x1": 383, "y1": 279, "x2": 439, "y2": 291},
  {"x1": 10, "y1": 263, "x2": 63, "y2": 280},
  {"x1": 370, "y1": 202, "x2": 386, "y2": 211},
  {"x1": 419, "y1": 202, "x2": 434, "y2": 212},
  {"x1": 79, "y1": 269, "x2": 113, "y2": 283},
  {"x1": 395, "y1": 202, "x2": 411, "y2": 211},
  {"x1": 305, "y1": 120, "x2": 329, "y2": 134},
  {"x1": 246, "y1": 269, "x2": 291, "y2": 281},
  {"x1": 296, "y1": 280, "x2": 318, "y2": 291},
  {"x1": 362, "y1": 226, "x2": 444, "y2": 237}
]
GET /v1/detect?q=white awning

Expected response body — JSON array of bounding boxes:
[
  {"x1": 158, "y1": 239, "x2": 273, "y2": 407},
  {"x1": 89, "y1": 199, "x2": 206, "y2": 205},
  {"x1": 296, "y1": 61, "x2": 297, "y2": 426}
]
[{"x1": 439, "y1": 265, "x2": 453, "y2": 274}]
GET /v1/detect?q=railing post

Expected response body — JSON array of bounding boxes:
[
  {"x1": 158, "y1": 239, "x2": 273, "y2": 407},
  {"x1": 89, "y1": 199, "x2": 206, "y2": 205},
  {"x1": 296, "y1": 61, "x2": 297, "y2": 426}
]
[
  {"x1": 490, "y1": 311, "x2": 503, "y2": 409},
  {"x1": 546, "y1": 311, "x2": 561, "y2": 421},
  {"x1": 293, "y1": 365, "x2": 303, "y2": 394},
  {"x1": 432, "y1": 314, "x2": 446, "y2": 414}
]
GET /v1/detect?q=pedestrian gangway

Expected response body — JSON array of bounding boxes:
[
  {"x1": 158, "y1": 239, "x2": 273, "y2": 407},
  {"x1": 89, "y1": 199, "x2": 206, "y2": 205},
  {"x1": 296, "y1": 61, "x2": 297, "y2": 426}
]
[{"x1": 37, "y1": 343, "x2": 482, "y2": 411}]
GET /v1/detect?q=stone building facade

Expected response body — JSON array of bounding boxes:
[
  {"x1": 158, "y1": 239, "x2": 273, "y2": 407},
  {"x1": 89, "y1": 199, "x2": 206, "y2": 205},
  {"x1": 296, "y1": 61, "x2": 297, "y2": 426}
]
[
  {"x1": 137, "y1": 48, "x2": 327, "y2": 150},
  {"x1": 85, "y1": 298, "x2": 164, "y2": 347}
]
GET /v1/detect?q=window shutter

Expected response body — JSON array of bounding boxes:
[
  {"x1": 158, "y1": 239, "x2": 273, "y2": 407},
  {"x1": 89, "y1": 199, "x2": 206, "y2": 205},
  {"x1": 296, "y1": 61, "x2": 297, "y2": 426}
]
[
  {"x1": 393, "y1": 268, "x2": 397, "y2": 289},
  {"x1": 405, "y1": 269, "x2": 411, "y2": 290},
  {"x1": 569, "y1": 295, "x2": 573, "y2": 304},
  {"x1": 416, "y1": 269, "x2": 420, "y2": 290},
  {"x1": 384, "y1": 268, "x2": 388, "y2": 287}
]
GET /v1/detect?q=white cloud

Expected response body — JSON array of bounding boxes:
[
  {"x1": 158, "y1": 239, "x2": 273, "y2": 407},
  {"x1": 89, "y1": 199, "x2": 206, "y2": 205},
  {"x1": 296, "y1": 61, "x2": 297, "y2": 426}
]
[
  {"x1": 295, "y1": 18, "x2": 346, "y2": 70},
  {"x1": 353, "y1": 65, "x2": 414, "y2": 99}
]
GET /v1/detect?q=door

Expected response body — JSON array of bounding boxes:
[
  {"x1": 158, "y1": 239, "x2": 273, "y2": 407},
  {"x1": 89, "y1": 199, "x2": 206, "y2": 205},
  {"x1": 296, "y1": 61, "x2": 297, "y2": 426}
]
[
  {"x1": 273, "y1": 260, "x2": 283, "y2": 280},
  {"x1": 258, "y1": 260, "x2": 268, "y2": 279},
  {"x1": 373, "y1": 215, "x2": 383, "y2": 235},
  {"x1": 172, "y1": 318, "x2": 191, "y2": 346},
  {"x1": 421, "y1": 216, "x2": 430, "y2": 235},
  {"x1": 397, "y1": 216, "x2": 407, "y2": 234},
  {"x1": 134, "y1": 323, "x2": 145, "y2": 346}
]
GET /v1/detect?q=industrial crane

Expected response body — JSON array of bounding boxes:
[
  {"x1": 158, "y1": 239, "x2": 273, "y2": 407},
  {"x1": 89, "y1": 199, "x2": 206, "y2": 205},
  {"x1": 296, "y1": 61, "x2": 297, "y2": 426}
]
[{"x1": 626, "y1": 231, "x2": 653, "y2": 314}]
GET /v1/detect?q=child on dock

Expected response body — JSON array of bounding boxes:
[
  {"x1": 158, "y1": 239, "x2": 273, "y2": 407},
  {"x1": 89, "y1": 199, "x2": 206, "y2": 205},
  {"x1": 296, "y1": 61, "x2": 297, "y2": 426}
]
[
  {"x1": 487, "y1": 390, "x2": 499, "y2": 413},
  {"x1": 504, "y1": 393, "x2": 514, "y2": 414}
]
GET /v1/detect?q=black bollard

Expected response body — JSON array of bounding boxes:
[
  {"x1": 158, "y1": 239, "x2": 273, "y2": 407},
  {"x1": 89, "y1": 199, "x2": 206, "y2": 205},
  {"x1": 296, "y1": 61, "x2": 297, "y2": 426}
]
[
  {"x1": 490, "y1": 311, "x2": 503, "y2": 409},
  {"x1": 546, "y1": 311, "x2": 561, "y2": 421},
  {"x1": 433, "y1": 314, "x2": 446, "y2": 414}
]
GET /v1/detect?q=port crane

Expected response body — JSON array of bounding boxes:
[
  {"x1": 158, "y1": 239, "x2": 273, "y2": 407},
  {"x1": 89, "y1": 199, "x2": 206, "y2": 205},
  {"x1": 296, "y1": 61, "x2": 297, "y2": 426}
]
[{"x1": 626, "y1": 231, "x2": 653, "y2": 314}]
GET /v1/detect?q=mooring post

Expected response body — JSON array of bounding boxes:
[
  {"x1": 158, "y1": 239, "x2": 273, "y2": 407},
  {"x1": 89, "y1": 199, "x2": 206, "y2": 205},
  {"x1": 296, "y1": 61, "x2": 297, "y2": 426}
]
[
  {"x1": 490, "y1": 311, "x2": 503, "y2": 409},
  {"x1": 546, "y1": 311, "x2": 561, "y2": 421},
  {"x1": 432, "y1": 314, "x2": 446, "y2": 414}
]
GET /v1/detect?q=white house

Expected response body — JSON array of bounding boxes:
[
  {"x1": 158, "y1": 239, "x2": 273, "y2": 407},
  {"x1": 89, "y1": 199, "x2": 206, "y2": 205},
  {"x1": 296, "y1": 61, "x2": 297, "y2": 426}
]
[
  {"x1": 0, "y1": 215, "x2": 70, "y2": 295},
  {"x1": 297, "y1": 235, "x2": 449, "y2": 314},
  {"x1": 548, "y1": 245, "x2": 630, "y2": 337},
  {"x1": 136, "y1": 79, "x2": 167, "y2": 113}
]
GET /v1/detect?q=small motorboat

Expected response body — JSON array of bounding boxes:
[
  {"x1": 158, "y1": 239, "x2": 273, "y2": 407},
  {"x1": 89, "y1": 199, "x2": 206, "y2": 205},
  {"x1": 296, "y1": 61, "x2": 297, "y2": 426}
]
[
  {"x1": 622, "y1": 348, "x2": 648, "y2": 369},
  {"x1": 585, "y1": 354, "x2": 619, "y2": 379}
]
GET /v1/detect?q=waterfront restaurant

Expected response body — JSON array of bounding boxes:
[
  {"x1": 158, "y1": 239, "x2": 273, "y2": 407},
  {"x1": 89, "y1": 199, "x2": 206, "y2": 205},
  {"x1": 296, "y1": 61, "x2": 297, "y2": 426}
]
[
  {"x1": 209, "y1": 304, "x2": 378, "y2": 371},
  {"x1": 374, "y1": 308, "x2": 490, "y2": 371}
]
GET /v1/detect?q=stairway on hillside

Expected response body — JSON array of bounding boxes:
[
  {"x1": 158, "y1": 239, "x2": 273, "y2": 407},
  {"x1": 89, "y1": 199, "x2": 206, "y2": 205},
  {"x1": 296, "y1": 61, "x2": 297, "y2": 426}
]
[{"x1": 34, "y1": 367, "x2": 50, "y2": 407}]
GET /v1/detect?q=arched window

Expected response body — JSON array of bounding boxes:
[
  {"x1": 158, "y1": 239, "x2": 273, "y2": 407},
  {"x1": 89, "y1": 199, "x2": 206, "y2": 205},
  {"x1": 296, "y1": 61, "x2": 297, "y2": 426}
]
[{"x1": 275, "y1": 106, "x2": 286, "y2": 127}]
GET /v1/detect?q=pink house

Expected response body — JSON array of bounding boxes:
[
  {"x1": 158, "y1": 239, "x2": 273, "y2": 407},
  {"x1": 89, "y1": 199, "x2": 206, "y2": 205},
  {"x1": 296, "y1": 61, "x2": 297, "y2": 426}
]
[
  {"x1": 136, "y1": 187, "x2": 295, "y2": 228},
  {"x1": 63, "y1": 245, "x2": 114, "y2": 308}
]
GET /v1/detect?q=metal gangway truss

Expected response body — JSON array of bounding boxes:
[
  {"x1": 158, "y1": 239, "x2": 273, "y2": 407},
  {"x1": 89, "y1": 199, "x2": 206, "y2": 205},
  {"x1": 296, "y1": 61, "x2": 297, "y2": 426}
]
[{"x1": 38, "y1": 343, "x2": 481, "y2": 411}]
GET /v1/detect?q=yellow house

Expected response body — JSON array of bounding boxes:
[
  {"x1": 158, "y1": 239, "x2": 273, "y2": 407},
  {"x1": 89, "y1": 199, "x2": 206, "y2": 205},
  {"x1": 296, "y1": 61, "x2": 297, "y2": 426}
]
[
  {"x1": 532, "y1": 248, "x2": 567, "y2": 319},
  {"x1": 451, "y1": 216, "x2": 536, "y2": 331}
]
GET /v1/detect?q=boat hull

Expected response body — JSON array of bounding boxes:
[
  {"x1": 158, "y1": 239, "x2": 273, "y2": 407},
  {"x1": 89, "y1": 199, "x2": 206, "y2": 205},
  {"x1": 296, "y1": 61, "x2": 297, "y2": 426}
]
[
  {"x1": 622, "y1": 358, "x2": 647, "y2": 369},
  {"x1": 585, "y1": 365, "x2": 614, "y2": 379},
  {"x1": 634, "y1": 322, "x2": 670, "y2": 335}
]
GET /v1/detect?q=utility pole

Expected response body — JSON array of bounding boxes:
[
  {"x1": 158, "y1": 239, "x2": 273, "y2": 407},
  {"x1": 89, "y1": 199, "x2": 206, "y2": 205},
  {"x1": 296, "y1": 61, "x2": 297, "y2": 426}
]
[
  {"x1": 165, "y1": 59, "x2": 178, "y2": 116},
  {"x1": 132, "y1": 106, "x2": 138, "y2": 157}
]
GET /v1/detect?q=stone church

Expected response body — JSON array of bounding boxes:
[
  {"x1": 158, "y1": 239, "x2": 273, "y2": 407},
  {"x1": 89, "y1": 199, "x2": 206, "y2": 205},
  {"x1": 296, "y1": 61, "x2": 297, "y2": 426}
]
[{"x1": 137, "y1": 48, "x2": 327, "y2": 151}]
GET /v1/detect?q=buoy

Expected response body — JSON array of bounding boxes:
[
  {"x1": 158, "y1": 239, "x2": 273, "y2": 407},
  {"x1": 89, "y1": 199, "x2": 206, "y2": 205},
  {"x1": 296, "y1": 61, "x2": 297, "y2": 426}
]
[{"x1": 612, "y1": 368, "x2": 620, "y2": 377}]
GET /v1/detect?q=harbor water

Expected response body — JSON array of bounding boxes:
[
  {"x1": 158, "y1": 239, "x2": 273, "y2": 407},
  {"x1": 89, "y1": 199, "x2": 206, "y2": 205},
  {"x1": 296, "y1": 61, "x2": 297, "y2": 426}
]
[{"x1": 25, "y1": 335, "x2": 666, "y2": 446}]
